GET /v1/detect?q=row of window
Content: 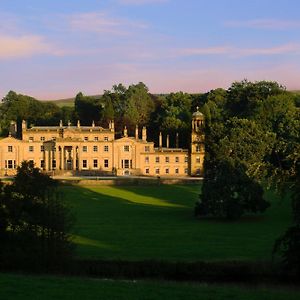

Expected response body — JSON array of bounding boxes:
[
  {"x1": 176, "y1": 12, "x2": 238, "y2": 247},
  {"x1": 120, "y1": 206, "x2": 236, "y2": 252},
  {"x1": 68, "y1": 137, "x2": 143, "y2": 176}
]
[
  {"x1": 40, "y1": 159, "x2": 110, "y2": 169},
  {"x1": 28, "y1": 136, "x2": 111, "y2": 142},
  {"x1": 147, "y1": 156, "x2": 189, "y2": 164},
  {"x1": 145, "y1": 167, "x2": 188, "y2": 175},
  {"x1": 8, "y1": 144, "x2": 150, "y2": 153}
]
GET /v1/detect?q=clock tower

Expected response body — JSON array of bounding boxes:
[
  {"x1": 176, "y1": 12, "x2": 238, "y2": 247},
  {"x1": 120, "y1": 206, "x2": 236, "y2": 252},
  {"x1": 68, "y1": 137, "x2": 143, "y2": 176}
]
[{"x1": 190, "y1": 107, "x2": 205, "y2": 176}]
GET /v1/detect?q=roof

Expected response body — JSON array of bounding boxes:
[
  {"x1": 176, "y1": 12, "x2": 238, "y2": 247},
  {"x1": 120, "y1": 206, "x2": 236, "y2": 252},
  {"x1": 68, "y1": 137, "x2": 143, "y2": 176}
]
[{"x1": 192, "y1": 107, "x2": 204, "y2": 118}]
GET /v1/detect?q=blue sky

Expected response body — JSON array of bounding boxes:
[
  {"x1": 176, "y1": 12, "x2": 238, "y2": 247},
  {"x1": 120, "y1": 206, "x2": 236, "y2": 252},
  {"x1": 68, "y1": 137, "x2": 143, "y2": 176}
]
[{"x1": 1, "y1": 0, "x2": 300, "y2": 99}]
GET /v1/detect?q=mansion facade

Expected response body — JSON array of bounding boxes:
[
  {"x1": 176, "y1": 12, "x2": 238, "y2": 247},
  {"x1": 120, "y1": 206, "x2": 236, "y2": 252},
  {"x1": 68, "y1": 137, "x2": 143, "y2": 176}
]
[{"x1": 0, "y1": 109, "x2": 205, "y2": 177}]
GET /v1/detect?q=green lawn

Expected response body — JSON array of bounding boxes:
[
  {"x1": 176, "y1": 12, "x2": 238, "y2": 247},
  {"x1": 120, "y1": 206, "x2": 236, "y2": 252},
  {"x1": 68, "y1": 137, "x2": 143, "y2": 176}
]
[
  {"x1": 1, "y1": 273, "x2": 299, "y2": 300},
  {"x1": 63, "y1": 184, "x2": 291, "y2": 261}
]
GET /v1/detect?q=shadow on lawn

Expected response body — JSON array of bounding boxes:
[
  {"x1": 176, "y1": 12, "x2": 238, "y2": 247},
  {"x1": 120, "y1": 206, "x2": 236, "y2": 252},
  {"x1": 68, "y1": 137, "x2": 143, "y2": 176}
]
[{"x1": 87, "y1": 184, "x2": 201, "y2": 208}]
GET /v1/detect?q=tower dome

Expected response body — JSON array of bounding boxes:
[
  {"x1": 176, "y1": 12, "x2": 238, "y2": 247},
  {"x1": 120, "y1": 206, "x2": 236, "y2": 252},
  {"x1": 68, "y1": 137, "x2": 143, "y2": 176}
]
[{"x1": 192, "y1": 107, "x2": 204, "y2": 119}]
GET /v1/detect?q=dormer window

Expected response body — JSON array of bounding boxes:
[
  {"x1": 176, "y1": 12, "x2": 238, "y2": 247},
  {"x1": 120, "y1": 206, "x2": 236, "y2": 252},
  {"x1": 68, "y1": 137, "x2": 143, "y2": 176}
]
[
  {"x1": 104, "y1": 136, "x2": 109, "y2": 141},
  {"x1": 84, "y1": 136, "x2": 88, "y2": 141}
]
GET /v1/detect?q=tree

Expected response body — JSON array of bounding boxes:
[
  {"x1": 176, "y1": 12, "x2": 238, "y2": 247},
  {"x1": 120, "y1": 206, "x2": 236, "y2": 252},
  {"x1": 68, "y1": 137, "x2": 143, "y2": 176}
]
[
  {"x1": 74, "y1": 92, "x2": 103, "y2": 125},
  {"x1": 0, "y1": 161, "x2": 74, "y2": 270},
  {"x1": 196, "y1": 119, "x2": 272, "y2": 220}
]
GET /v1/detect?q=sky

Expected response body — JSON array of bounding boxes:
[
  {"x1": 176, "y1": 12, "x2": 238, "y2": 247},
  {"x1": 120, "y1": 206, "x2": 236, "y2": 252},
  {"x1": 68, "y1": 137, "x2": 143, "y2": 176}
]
[{"x1": 1, "y1": 0, "x2": 300, "y2": 99}]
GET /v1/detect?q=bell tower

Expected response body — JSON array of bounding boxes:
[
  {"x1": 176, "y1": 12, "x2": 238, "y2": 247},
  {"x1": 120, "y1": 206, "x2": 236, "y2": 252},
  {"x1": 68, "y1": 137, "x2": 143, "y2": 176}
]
[{"x1": 190, "y1": 107, "x2": 205, "y2": 176}]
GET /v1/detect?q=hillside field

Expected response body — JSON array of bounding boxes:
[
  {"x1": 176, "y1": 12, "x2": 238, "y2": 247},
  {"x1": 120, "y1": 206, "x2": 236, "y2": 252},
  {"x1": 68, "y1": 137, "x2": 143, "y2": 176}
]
[{"x1": 63, "y1": 184, "x2": 291, "y2": 261}]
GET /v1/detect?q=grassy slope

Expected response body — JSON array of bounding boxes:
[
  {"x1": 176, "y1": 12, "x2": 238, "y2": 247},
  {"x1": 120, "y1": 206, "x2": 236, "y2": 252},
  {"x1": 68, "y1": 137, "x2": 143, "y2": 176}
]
[
  {"x1": 63, "y1": 184, "x2": 291, "y2": 261},
  {"x1": 1, "y1": 273, "x2": 299, "y2": 300}
]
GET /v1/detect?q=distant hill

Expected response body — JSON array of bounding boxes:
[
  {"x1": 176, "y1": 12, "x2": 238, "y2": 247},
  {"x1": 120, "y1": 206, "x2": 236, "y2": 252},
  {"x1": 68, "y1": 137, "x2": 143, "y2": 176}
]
[{"x1": 42, "y1": 95, "x2": 102, "y2": 108}]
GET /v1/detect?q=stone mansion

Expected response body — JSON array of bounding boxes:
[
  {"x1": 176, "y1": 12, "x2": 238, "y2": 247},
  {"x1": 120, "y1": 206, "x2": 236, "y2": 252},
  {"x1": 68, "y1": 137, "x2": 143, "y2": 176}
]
[{"x1": 0, "y1": 109, "x2": 205, "y2": 177}]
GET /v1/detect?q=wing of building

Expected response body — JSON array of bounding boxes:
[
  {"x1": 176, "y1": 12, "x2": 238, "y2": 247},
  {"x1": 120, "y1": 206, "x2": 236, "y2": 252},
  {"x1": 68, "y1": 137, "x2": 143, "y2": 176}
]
[{"x1": 0, "y1": 109, "x2": 205, "y2": 177}]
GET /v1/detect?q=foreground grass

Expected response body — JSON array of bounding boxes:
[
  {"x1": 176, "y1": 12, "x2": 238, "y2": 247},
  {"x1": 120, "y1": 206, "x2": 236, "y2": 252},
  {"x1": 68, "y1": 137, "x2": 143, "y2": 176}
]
[
  {"x1": 1, "y1": 273, "x2": 299, "y2": 300},
  {"x1": 62, "y1": 184, "x2": 291, "y2": 261}
]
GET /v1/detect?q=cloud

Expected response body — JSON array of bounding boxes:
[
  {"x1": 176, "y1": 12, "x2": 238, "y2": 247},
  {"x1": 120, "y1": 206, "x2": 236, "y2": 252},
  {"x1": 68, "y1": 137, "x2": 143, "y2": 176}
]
[
  {"x1": 0, "y1": 34, "x2": 62, "y2": 59},
  {"x1": 118, "y1": 0, "x2": 168, "y2": 5},
  {"x1": 67, "y1": 12, "x2": 148, "y2": 35},
  {"x1": 177, "y1": 43, "x2": 300, "y2": 58},
  {"x1": 225, "y1": 19, "x2": 300, "y2": 30}
]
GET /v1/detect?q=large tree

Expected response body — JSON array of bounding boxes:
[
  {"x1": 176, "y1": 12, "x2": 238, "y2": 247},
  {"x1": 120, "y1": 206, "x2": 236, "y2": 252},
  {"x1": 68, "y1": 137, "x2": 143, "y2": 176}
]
[{"x1": 0, "y1": 161, "x2": 74, "y2": 270}]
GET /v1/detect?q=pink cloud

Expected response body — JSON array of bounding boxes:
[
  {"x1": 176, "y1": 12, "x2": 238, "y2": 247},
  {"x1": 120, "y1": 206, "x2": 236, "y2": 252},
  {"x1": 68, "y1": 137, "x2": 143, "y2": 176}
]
[
  {"x1": 225, "y1": 19, "x2": 300, "y2": 30},
  {"x1": 178, "y1": 43, "x2": 300, "y2": 58},
  {"x1": 0, "y1": 34, "x2": 62, "y2": 59},
  {"x1": 68, "y1": 12, "x2": 148, "y2": 35}
]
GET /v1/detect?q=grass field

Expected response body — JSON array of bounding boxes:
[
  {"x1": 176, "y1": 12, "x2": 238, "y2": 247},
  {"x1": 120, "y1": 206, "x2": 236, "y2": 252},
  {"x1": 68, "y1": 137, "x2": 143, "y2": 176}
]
[
  {"x1": 63, "y1": 184, "x2": 291, "y2": 261},
  {"x1": 1, "y1": 273, "x2": 299, "y2": 300}
]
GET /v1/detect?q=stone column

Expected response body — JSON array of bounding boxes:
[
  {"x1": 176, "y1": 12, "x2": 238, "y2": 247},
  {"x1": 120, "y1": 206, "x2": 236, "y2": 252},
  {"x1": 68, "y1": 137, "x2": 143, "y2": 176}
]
[
  {"x1": 59, "y1": 146, "x2": 62, "y2": 170},
  {"x1": 77, "y1": 146, "x2": 81, "y2": 170},
  {"x1": 45, "y1": 149, "x2": 49, "y2": 171},
  {"x1": 72, "y1": 146, "x2": 75, "y2": 170}
]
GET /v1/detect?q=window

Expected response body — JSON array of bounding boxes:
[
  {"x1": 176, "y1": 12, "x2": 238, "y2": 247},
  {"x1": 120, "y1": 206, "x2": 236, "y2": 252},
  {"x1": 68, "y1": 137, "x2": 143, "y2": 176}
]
[
  {"x1": 175, "y1": 157, "x2": 179, "y2": 163},
  {"x1": 145, "y1": 146, "x2": 150, "y2": 152},
  {"x1": 94, "y1": 136, "x2": 99, "y2": 141},
  {"x1": 155, "y1": 157, "x2": 160, "y2": 163},
  {"x1": 185, "y1": 156, "x2": 188, "y2": 163},
  {"x1": 196, "y1": 157, "x2": 200, "y2": 163},
  {"x1": 175, "y1": 168, "x2": 179, "y2": 174},
  {"x1": 29, "y1": 136, "x2": 34, "y2": 142},
  {"x1": 5, "y1": 160, "x2": 16, "y2": 169},
  {"x1": 40, "y1": 137, "x2": 45, "y2": 141},
  {"x1": 29, "y1": 146, "x2": 34, "y2": 152},
  {"x1": 84, "y1": 136, "x2": 88, "y2": 141},
  {"x1": 104, "y1": 159, "x2": 109, "y2": 168},
  {"x1": 52, "y1": 146, "x2": 56, "y2": 152},
  {"x1": 124, "y1": 145, "x2": 130, "y2": 152},
  {"x1": 8, "y1": 146, "x2": 13, "y2": 152},
  {"x1": 196, "y1": 168, "x2": 201, "y2": 175},
  {"x1": 83, "y1": 160, "x2": 87, "y2": 168},
  {"x1": 83, "y1": 146, "x2": 87, "y2": 152},
  {"x1": 40, "y1": 160, "x2": 45, "y2": 168},
  {"x1": 104, "y1": 145, "x2": 109, "y2": 152},
  {"x1": 185, "y1": 168, "x2": 188, "y2": 174},
  {"x1": 93, "y1": 145, "x2": 98, "y2": 152},
  {"x1": 52, "y1": 160, "x2": 56, "y2": 169},
  {"x1": 155, "y1": 168, "x2": 160, "y2": 174},
  {"x1": 145, "y1": 168, "x2": 149, "y2": 174},
  {"x1": 145, "y1": 156, "x2": 149, "y2": 163},
  {"x1": 93, "y1": 159, "x2": 98, "y2": 168},
  {"x1": 196, "y1": 145, "x2": 201, "y2": 152},
  {"x1": 41, "y1": 145, "x2": 45, "y2": 152},
  {"x1": 165, "y1": 157, "x2": 169, "y2": 163},
  {"x1": 124, "y1": 159, "x2": 130, "y2": 169},
  {"x1": 52, "y1": 137, "x2": 56, "y2": 141},
  {"x1": 104, "y1": 136, "x2": 108, "y2": 141},
  {"x1": 165, "y1": 168, "x2": 169, "y2": 174}
]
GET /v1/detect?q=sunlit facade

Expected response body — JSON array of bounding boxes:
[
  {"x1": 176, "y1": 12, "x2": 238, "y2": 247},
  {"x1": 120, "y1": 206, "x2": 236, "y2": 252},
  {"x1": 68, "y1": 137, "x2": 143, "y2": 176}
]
[{"x1": 0, "y1": 110, "x2": 205, "y2": 177}]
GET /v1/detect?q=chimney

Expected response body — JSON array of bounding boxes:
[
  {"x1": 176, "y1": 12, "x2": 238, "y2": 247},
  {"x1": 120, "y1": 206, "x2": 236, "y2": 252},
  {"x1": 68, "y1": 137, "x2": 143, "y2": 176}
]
[
  {"x1": 68, "y1": 120, "x2": 71, "y2": 127},
  {"x1": 111, "y1": 120, "x2": 115, "y2": 131},
  {"x1": 9, "y1": 121, "x2": 17, "y2": 137},
  {"x1": 59, "y1": 120, "x2": 63, "y2": 127},
  {"x1": 135, "y1": 125, "x2": 139, "y2": 139},
  {"x1": 22, "y1": 120, "x2": 27, "y2": 130},
  {"x1": 142, "y1": 126, "x2": 147, "y2": 141},
  {"x1": 176, "y1": 132, "x2": 179, "y2": 148},
  {"x1": 77, "y1": 120, "x2": 81, "y2": 128},
  {"x1": 159, "y1": 132, "x2": 162, "y2": 148},
  {"x1": 166, "y1": 134, "x2": 169, "y2": 148},
  {"x1": 92, "y1": 120, "x2": 95, "y2": 128},
  {"x1": 123, "y1": 126, "x2": 128, "y2": 137}
]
